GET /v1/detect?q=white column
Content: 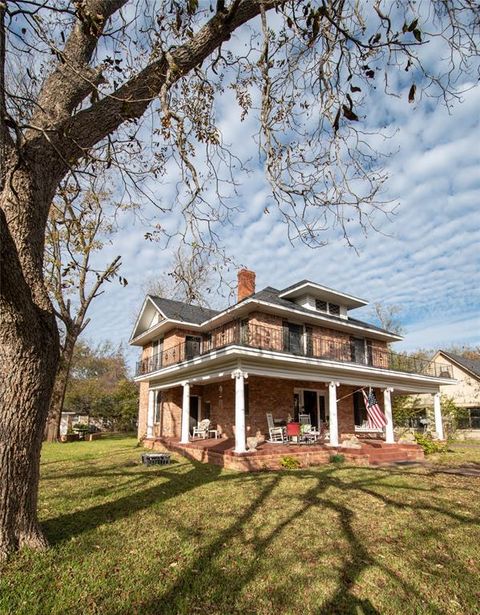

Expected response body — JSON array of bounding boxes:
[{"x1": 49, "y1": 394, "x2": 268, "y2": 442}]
[
  {"x1": 146, "y1": 389, "x2": 155, "y2": 438},
  {"x1": 328, "y1": 381, "x2": 339, "y2": 447},
  {"x1": 433, "y1": 392, "x2": 444, "y2": 440},
  {"x1": 383, "y1": 388, "x2": 395, "y2": 444},
  {"x1": 180, "y1": 382, "x2": 190, "y2": 444},
  {"x1": 232, "y1": 369, "x2": 248, "y2": 453}
]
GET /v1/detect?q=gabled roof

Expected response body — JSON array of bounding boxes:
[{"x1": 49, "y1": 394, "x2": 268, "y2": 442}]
[
  {"x1": 437, "y1": 351, "x2": 480, "y2": 379},
  {"x1": 148, "y1": 296, "x2": 219, "y2": 325},
  {"x1": 130, "y1": 282, "x2": 401, "y2": 345}
]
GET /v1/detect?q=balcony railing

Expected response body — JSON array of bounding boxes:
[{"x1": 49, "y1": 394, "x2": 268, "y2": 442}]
[{"x1": 136, "y1": 322, "x2": 454, "y2": 379}]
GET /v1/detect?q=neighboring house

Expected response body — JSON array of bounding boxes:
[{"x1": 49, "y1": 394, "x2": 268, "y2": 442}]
[
  {"x1": 417, "y1": 351, "x2": 480, "y2": 438},
  {"x1": 59, "y1": 412, "x2": 106, "y2": 436},
  {"x1": 130, "y1": 270, "x2": 454, "y2": 460}
]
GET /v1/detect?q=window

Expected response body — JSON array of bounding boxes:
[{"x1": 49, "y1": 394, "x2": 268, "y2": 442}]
[
  {"x1": 185, "y1": 335, "x2": 201, "y2": 360},
  {"x1": 151, "y1": 339, "x2": 163, "y2": 370},
  {"x1": 154, "y1": 391, "x2": 162, "y2": 423},
  {"x1": 204, "y1": 332, "x2": 212, "y2": 352},
  {"x1": 283, "y1": 321, "x2": 303, "y2": 354},
  {"x1": 353, "y1": 391, "x2": 367, "y2": 426},
  {"x1": 305, "y1": 326, "x2": 313, "y2": 356},
  {"x1": 328, "y1": 303, "x2": 340, "y2": 316},
  {"x1": 350, "y1": 337, "x2": 366, "y2": 364},
  {"x1": 366, "y1": 340, "x2": 373, "y2": 366},
  {"x1": 458, "y1": 407, "x2": 480, "y2": 429},
  {"x1": 315, "y1": 300, "x2": 340, "y2": 316}
]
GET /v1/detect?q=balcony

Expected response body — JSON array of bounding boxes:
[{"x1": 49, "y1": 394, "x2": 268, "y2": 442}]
[{"x1": 135, "y1": 322, "x2": 454, "y2": 380}]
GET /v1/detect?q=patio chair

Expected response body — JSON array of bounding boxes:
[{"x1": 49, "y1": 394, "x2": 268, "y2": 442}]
[
  {"x1": 286, "y1": 422, "x2": 301, "y2": 444},
  {"x1": 301, "y1": 423, "x2": 320, "y2": 444},
  {"x1": 266, "y1": 413, "x2": 275, "y2": 431},
  {"x1": 192, "y1": 419, "x2": 210, "y2": 439},
  {"x1": 267, "y1": 426, "x2": 286, "y2": 444},
  {"x1": 299, "y1": 413, "x2": 311, "y2": 425}
]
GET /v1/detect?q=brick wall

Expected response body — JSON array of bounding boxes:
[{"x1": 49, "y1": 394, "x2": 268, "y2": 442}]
[
  {"x1": 137, "y1": 343, "x2": 152, "y2": 439},
  {"x1": 143, "y1": 376, "x2": 385, "y2": 442},
  {"x1": 198, "y1": 376, "x2": 366, "y2": 439},
  {"x1": 154, "y1": 387, "x2": 182, "y2": 438}
]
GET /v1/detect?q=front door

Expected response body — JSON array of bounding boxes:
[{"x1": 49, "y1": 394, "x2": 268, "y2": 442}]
[
  {"x1": 189, "y1": 396, "x2": 200, "y2": 432},
  {"x1": 296, "y1": 390, "x2": 327, "y2": 428},
  {"x1": 303, "y1": 390, "x2": 318, "y2": 426}
]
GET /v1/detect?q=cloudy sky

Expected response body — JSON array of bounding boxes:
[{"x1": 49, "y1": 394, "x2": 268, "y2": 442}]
[{"x1": 80, "y1": 11, "x2": 480, "y2": 371}]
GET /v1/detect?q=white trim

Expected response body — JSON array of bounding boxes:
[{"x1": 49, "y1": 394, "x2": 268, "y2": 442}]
[
  {"x1": 295, "y1": 387, "x2": 327, "y2": 426},
  {"x1": 434, "y1": 351, "x2": 480, "y2": 382},
  {"x1": 278, "y1": 281, "x2": 367, "y2": 308},
  {"x1": 130, "y1": 295, "x2": 402, "y2": 346},
  {"x1": 433, "y1": 392, "x2": 444, "y2": 440},
  {"x1": 134, "y1": 344, "x2": 455, "y2": 391},
  {"x1": 129, "y1": 296, "x2": 169, "y2": 343}
]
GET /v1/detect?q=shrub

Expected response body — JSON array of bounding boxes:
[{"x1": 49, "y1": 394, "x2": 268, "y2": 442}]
[
  {"x1": 280, "y1": 456, "x2": 301, "y2": 469},
  {"x1": 414, "y1": 432, "x2": 447, "y2": 455},
  {"x1": 330, "y1": 454, "x2": 345, "y2": 464}
]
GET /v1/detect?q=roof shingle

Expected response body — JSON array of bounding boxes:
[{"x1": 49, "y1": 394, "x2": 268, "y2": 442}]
[
  {"x1": 148, "y1": 296, "x2": 219, "y2": 325},
  {"x1": 440, "y1": 351, "x2": 480, "y2": 378}
]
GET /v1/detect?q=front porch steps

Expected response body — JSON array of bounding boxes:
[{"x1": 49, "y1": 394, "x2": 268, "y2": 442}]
[{"x1": 144, "y1": 437, "x2": 424, "y2": 471}]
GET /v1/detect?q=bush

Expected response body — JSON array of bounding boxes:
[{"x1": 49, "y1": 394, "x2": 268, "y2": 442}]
[
  {"x1": 330, "y1": 454, "x2": 345, "y2": 464},
  {"x1": 414, "y1": 432, "x2": 447, "y2": 455},
  {"x1": 280, "y1": 456, "x2": 301, "y2": 469}
]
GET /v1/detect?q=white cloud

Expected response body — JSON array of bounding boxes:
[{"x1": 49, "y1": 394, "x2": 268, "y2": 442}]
[{"x1": 79, "y1": 27, "x2": 480, "y2": 372}]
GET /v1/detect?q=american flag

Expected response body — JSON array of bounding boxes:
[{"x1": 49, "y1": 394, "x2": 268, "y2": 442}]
[{"x1": 362, "y1": 389, "x2": 387, "y2": 429}]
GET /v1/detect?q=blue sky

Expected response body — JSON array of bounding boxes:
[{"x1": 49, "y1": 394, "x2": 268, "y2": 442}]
[{"x1": 80, "y1": 16, "x2": 480, "y2": 372}]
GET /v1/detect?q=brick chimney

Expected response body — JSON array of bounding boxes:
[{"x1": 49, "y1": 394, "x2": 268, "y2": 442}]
[{"x1": 237, "y1": 269, "x2": 256, "y2": 302}]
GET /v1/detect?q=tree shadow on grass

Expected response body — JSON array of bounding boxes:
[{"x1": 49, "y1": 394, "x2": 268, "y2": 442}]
[
  {"x1": 113, "y1": 464, "x2": 478, "y2": 615},
  {"x1": 42, "y1": 459, "x2": 229, "y2": 545}
]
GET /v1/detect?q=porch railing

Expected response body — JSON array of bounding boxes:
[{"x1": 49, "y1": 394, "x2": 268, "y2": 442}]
[{"x1": 135, "y1": 321, "x2": 454, "y2": 379}]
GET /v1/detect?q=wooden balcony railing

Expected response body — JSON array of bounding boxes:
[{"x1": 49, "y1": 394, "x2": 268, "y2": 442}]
[{"x1": 136, "y1": 322, "x2": 454, "y2": 380}]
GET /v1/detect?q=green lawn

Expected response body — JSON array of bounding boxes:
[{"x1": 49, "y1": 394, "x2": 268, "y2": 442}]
[{"x1": 1, "y1": 437, "x2": 479, "y2": 615}]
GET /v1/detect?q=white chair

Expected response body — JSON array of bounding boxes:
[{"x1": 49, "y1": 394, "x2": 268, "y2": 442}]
[
  {"x1": 268, "y1": 426, "x2": 286, "y2": 444},
  {"x1": 266, "y1": 413, "x2": 286, "y2": 444},
  {"x1": 266, "y1": 413, "x2": 275, "y2": 431},
  {"x1": 192, "y1": 419, "x2": 210, "y2": 439},
  {"x1": 299, "y1": 413, "x2": 311, "y2": 425}
]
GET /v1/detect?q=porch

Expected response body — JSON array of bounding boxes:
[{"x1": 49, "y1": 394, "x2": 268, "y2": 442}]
[
  {"x1": 145, "y1": 371, "x2": 447, "y2": 457},
  {"x1": 144, "y1": 436, "x2": 425, "y2": 471}
]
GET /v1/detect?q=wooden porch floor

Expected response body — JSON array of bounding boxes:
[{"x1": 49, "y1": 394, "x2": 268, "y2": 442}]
[{"x1": 144, "y1": 436, "x2": 424, "y2": 471}]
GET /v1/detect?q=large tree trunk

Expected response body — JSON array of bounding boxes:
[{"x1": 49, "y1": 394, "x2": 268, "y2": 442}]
[
  {"x1": 0, "y1": 159, "x2": 60, "y2": 560},
  {"x1": 44, "y1": 328, "x2": 78, "y2": 443}
]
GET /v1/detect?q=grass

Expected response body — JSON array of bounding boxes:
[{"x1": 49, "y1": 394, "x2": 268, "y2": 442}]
[{"x1": 1, "y1": 437, "x2": 479, "y2": 615}]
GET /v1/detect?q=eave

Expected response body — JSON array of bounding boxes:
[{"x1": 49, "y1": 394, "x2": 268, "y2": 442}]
[{"x1": 135, "y1": 345, "x2": 455, "y2": 394}]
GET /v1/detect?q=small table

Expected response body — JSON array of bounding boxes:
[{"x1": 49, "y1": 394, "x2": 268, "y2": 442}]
[
  {"x1": 208, "y1": 428, "x2": 219, "y2": 439},
  {"x1": 141, "y1": 453, "x2": 171, "y2": 466},
  {"x1": 303, "y1": 430, "x2": 320, "y2": 445}
]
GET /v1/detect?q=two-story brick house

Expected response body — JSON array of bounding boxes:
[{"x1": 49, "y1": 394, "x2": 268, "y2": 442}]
[{"x1": 131, "y1": 270, "x2": 454, "y2": 467}]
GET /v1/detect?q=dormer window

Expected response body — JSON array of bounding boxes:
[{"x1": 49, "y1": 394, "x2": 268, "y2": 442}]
[
  {"x1": 315, "y1": 299, "x2": 327, "y2": 312},
  {"x1": 315, "y1": 299, "x2": 340, "y2": 316},
  {"x1": 329, "y1": 303, "x2": 340, "y2": 316}
]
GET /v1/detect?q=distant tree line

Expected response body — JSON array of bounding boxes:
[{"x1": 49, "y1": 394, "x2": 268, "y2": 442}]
[{"x1": 63, "y1": 341, "x2": 138, "y2": 433}]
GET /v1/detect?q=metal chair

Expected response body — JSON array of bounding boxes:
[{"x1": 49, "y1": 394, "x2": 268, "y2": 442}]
[{"x1": 299, "y1": 413, "x2": 311, "y2": 425}]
